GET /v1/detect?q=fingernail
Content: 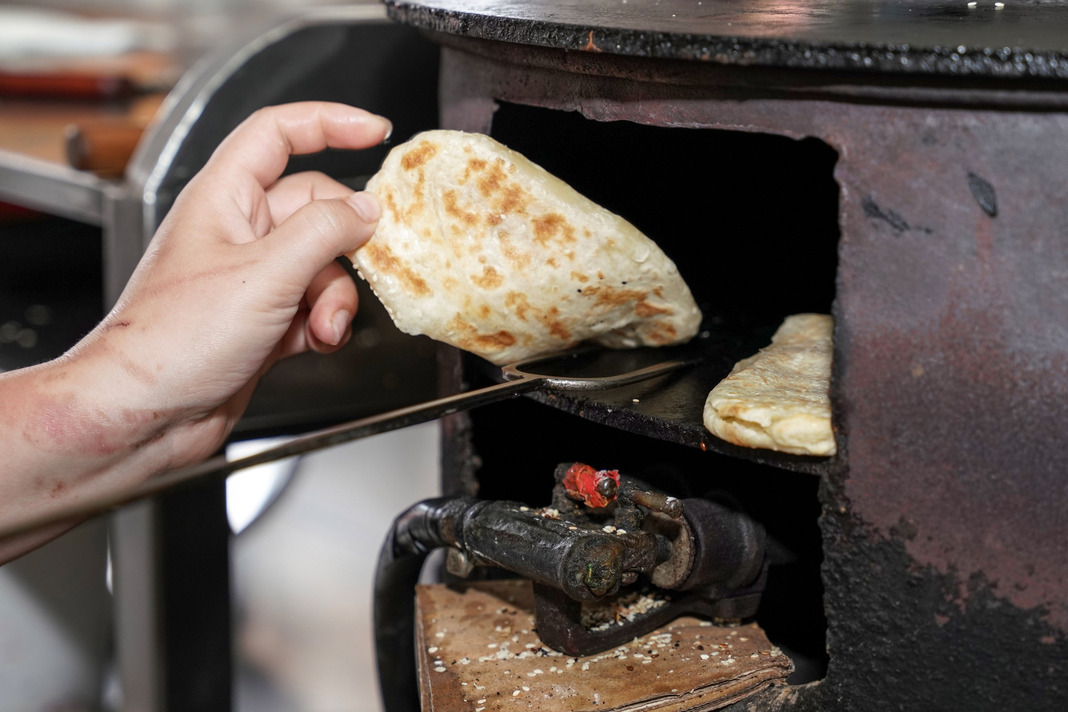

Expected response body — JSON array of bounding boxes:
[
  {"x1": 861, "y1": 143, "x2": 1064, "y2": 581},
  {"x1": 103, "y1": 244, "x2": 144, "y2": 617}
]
[
  {"x1": 331, "y1": 310, "x2": 352, "y2": 346},
  {"x1": 348, "y1": 191, "x2": 380, "y2": 223},
  {"x1": 377, "y1": 115, "x2": 393, "y2": 143}
]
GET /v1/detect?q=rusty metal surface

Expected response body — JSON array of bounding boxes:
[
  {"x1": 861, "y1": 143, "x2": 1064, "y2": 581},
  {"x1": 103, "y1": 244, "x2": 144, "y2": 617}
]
[
  {"x1": 414, "y1": 580, "x2": 792, "y2": 712},
  {"x1": 835, "y1": 109, "x2": 1068, "y2": 628},
  {"x1": 426, "y1": 32, "x2": 1068, "y2": 710},
  {"x1": 386, "y1": 0, "x2": 1068, "y2": 80}
]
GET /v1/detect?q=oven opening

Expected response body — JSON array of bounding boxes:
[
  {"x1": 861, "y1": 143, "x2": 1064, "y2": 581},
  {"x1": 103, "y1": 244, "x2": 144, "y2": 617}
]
[{"x1": 469, "y1": 103, "x2": 839, "y2": 684}]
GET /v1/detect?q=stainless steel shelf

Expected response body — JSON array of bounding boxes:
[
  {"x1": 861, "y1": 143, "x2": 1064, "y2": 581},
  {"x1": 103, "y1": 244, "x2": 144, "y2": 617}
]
[{"x1": 0, "y1": 148, "x2": 110, "y2": 227}]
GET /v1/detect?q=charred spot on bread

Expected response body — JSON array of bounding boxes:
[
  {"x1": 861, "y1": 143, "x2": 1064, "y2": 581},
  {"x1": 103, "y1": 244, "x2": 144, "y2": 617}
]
[
  {"x1": 361, "y1": 242, "x2": 432, "y2": 298},
  {"x1": 401, "y1": 141, "x2": 436, "y2": 171}
]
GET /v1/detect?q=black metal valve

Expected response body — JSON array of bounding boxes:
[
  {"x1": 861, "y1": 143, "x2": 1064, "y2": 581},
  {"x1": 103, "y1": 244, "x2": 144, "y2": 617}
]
[{"x1": 373, "y1": 462, "x2": 767, "y2": 712}]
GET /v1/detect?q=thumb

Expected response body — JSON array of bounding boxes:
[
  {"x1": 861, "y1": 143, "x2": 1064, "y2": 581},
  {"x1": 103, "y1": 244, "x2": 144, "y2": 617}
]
[{"x1": 263, "y1": 191, "x2": 380, "y2": 287}]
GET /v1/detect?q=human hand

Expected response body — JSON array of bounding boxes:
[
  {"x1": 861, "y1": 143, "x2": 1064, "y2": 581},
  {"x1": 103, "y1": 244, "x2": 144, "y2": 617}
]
[
  {"x1": 94, "y1": 102, "x2": 392, "y2": 465},
  {"x1": 0, "y1": 102, "x2": 391, "y2": 558},
  {"x1": 11, "y1": 102, "x2": 388, "y2": 482}
]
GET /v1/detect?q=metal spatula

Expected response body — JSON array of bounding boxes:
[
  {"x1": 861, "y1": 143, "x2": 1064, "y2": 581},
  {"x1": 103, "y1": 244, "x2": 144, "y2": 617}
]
[{"x1": 0, "y1": 347, "x2": 697, "y2": 538}]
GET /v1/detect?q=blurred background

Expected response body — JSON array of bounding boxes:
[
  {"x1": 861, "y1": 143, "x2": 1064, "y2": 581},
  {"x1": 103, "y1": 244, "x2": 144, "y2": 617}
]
[{"x1": 0, "y1": 1, "x2": 441, "y2": 710}]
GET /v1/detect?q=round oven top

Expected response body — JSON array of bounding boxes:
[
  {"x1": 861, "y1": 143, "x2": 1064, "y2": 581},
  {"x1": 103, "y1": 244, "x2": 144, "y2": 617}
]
[{"x1": 383, "y1": 0, "x2": 1068, "y2": 81}]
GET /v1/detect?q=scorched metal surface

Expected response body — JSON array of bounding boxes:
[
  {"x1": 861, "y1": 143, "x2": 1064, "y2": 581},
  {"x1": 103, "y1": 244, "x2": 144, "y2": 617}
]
[
  {"x1": 387, "y1": 0, "x2": 1068, "y2": 710},
  {"x1": 385, "y1": 0, "x2": 1068, "y2": 80}
]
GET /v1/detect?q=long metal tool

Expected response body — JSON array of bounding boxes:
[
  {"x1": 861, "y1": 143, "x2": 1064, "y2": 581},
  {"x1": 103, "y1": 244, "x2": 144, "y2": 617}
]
[{"x1": 0, "y1": 348, "x2": 695, "y2": 539}]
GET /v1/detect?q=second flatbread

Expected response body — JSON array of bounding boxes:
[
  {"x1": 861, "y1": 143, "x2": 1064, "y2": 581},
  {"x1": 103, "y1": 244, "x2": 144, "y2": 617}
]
[{"x1": 703, "y1": 313, "x2": 835, "y2": 456}]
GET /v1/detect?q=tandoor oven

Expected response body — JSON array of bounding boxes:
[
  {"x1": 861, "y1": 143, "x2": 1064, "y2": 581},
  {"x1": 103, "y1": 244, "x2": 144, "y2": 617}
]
[
  {"x1": 381, "y1": 1, "x2": 1068, "y2": 711},
  {"x1": 90, "y1": 2, "x2": 1068, "y2": 710}
]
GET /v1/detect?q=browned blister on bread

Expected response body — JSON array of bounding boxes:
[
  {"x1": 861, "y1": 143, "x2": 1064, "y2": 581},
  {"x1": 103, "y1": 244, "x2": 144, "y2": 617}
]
[{"x1": 351, "y1": 130, "x2": 702, "y2": 364}]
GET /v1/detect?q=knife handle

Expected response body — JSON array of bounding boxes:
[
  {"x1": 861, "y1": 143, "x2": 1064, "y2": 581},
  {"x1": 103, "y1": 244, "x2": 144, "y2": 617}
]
[{"x1": 64, "y1": 119, "x2": 145, "y2": 177}]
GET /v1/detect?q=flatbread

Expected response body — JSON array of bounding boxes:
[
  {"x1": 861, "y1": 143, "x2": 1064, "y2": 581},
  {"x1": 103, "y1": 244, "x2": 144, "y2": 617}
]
[
  {"x1": 703, "y1": 314, "x2": 835, "y2": 456},
  {"x1": 351, "y1": 130, "x2": 701, "y2": 365}
]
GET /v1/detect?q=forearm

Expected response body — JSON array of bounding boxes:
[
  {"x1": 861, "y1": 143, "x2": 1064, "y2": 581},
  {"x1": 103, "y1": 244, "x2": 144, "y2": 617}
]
[{"x1": 0, "y1": 348, "x2": 196, "y2": 562}]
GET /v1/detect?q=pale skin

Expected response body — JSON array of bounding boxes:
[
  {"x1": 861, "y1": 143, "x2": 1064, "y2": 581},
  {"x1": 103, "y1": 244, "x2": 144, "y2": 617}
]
[{"x1": 0, "y1": 102, "x2": 391, "y2": 562}]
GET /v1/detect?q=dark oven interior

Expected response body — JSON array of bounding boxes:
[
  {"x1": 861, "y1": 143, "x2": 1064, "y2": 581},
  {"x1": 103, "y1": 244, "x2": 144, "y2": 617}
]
[{"x1": 445, "y1": 101, "x2": 842, "y2": 683}]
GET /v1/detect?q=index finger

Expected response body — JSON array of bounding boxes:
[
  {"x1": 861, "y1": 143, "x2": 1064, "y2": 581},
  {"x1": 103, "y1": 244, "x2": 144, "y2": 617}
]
[{"x1": 204, "y1": 102, "x2": 393, "y2": 188}]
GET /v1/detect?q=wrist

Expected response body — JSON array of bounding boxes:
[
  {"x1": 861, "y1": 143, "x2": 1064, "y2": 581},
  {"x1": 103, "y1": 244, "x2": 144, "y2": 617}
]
[
  {"x1": 0, "y1": 352, "x2": 171, "y2": 562},
  {"x1": 15, "y1": 339, "x2": 177, "y2": 485}
]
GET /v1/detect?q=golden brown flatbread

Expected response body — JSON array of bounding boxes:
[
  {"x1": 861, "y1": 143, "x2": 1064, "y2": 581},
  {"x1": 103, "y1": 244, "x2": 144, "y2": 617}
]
[
  {"x1": 703, "y1": 314, "x2": 835, "y2": 456},
  {"x1": 351, "y1": 130, "x2": 701, "y2": 365}
]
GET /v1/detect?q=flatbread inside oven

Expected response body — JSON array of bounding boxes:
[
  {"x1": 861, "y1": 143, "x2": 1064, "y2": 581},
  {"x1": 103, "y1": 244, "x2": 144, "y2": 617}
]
[
  {"x1": 350, "y1": 130, "x2": 702, "y2": 365},
  {"x1": 703, "y1": 313, "x2": 835, "y2": 456}
]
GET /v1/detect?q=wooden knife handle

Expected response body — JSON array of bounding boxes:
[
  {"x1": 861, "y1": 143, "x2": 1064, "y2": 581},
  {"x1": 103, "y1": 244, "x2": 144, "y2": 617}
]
[
  {"x1": 0, "y1": 71, "x2": 137, "y2": 100},
  {"x1": 64, "y1": 120, "x2": 145, "y2": 177}
]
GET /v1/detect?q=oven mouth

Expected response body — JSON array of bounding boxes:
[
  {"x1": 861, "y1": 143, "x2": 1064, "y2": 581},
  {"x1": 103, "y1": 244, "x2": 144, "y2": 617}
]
[{"x1": 458, "y1": 102, "x2": 841, "y2": 683}]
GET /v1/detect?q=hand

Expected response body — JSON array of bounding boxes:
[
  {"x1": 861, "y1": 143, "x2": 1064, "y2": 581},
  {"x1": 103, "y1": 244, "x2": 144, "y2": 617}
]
[{"x1": 0, "y1": 102, "x2": 390, "y2": 558}]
